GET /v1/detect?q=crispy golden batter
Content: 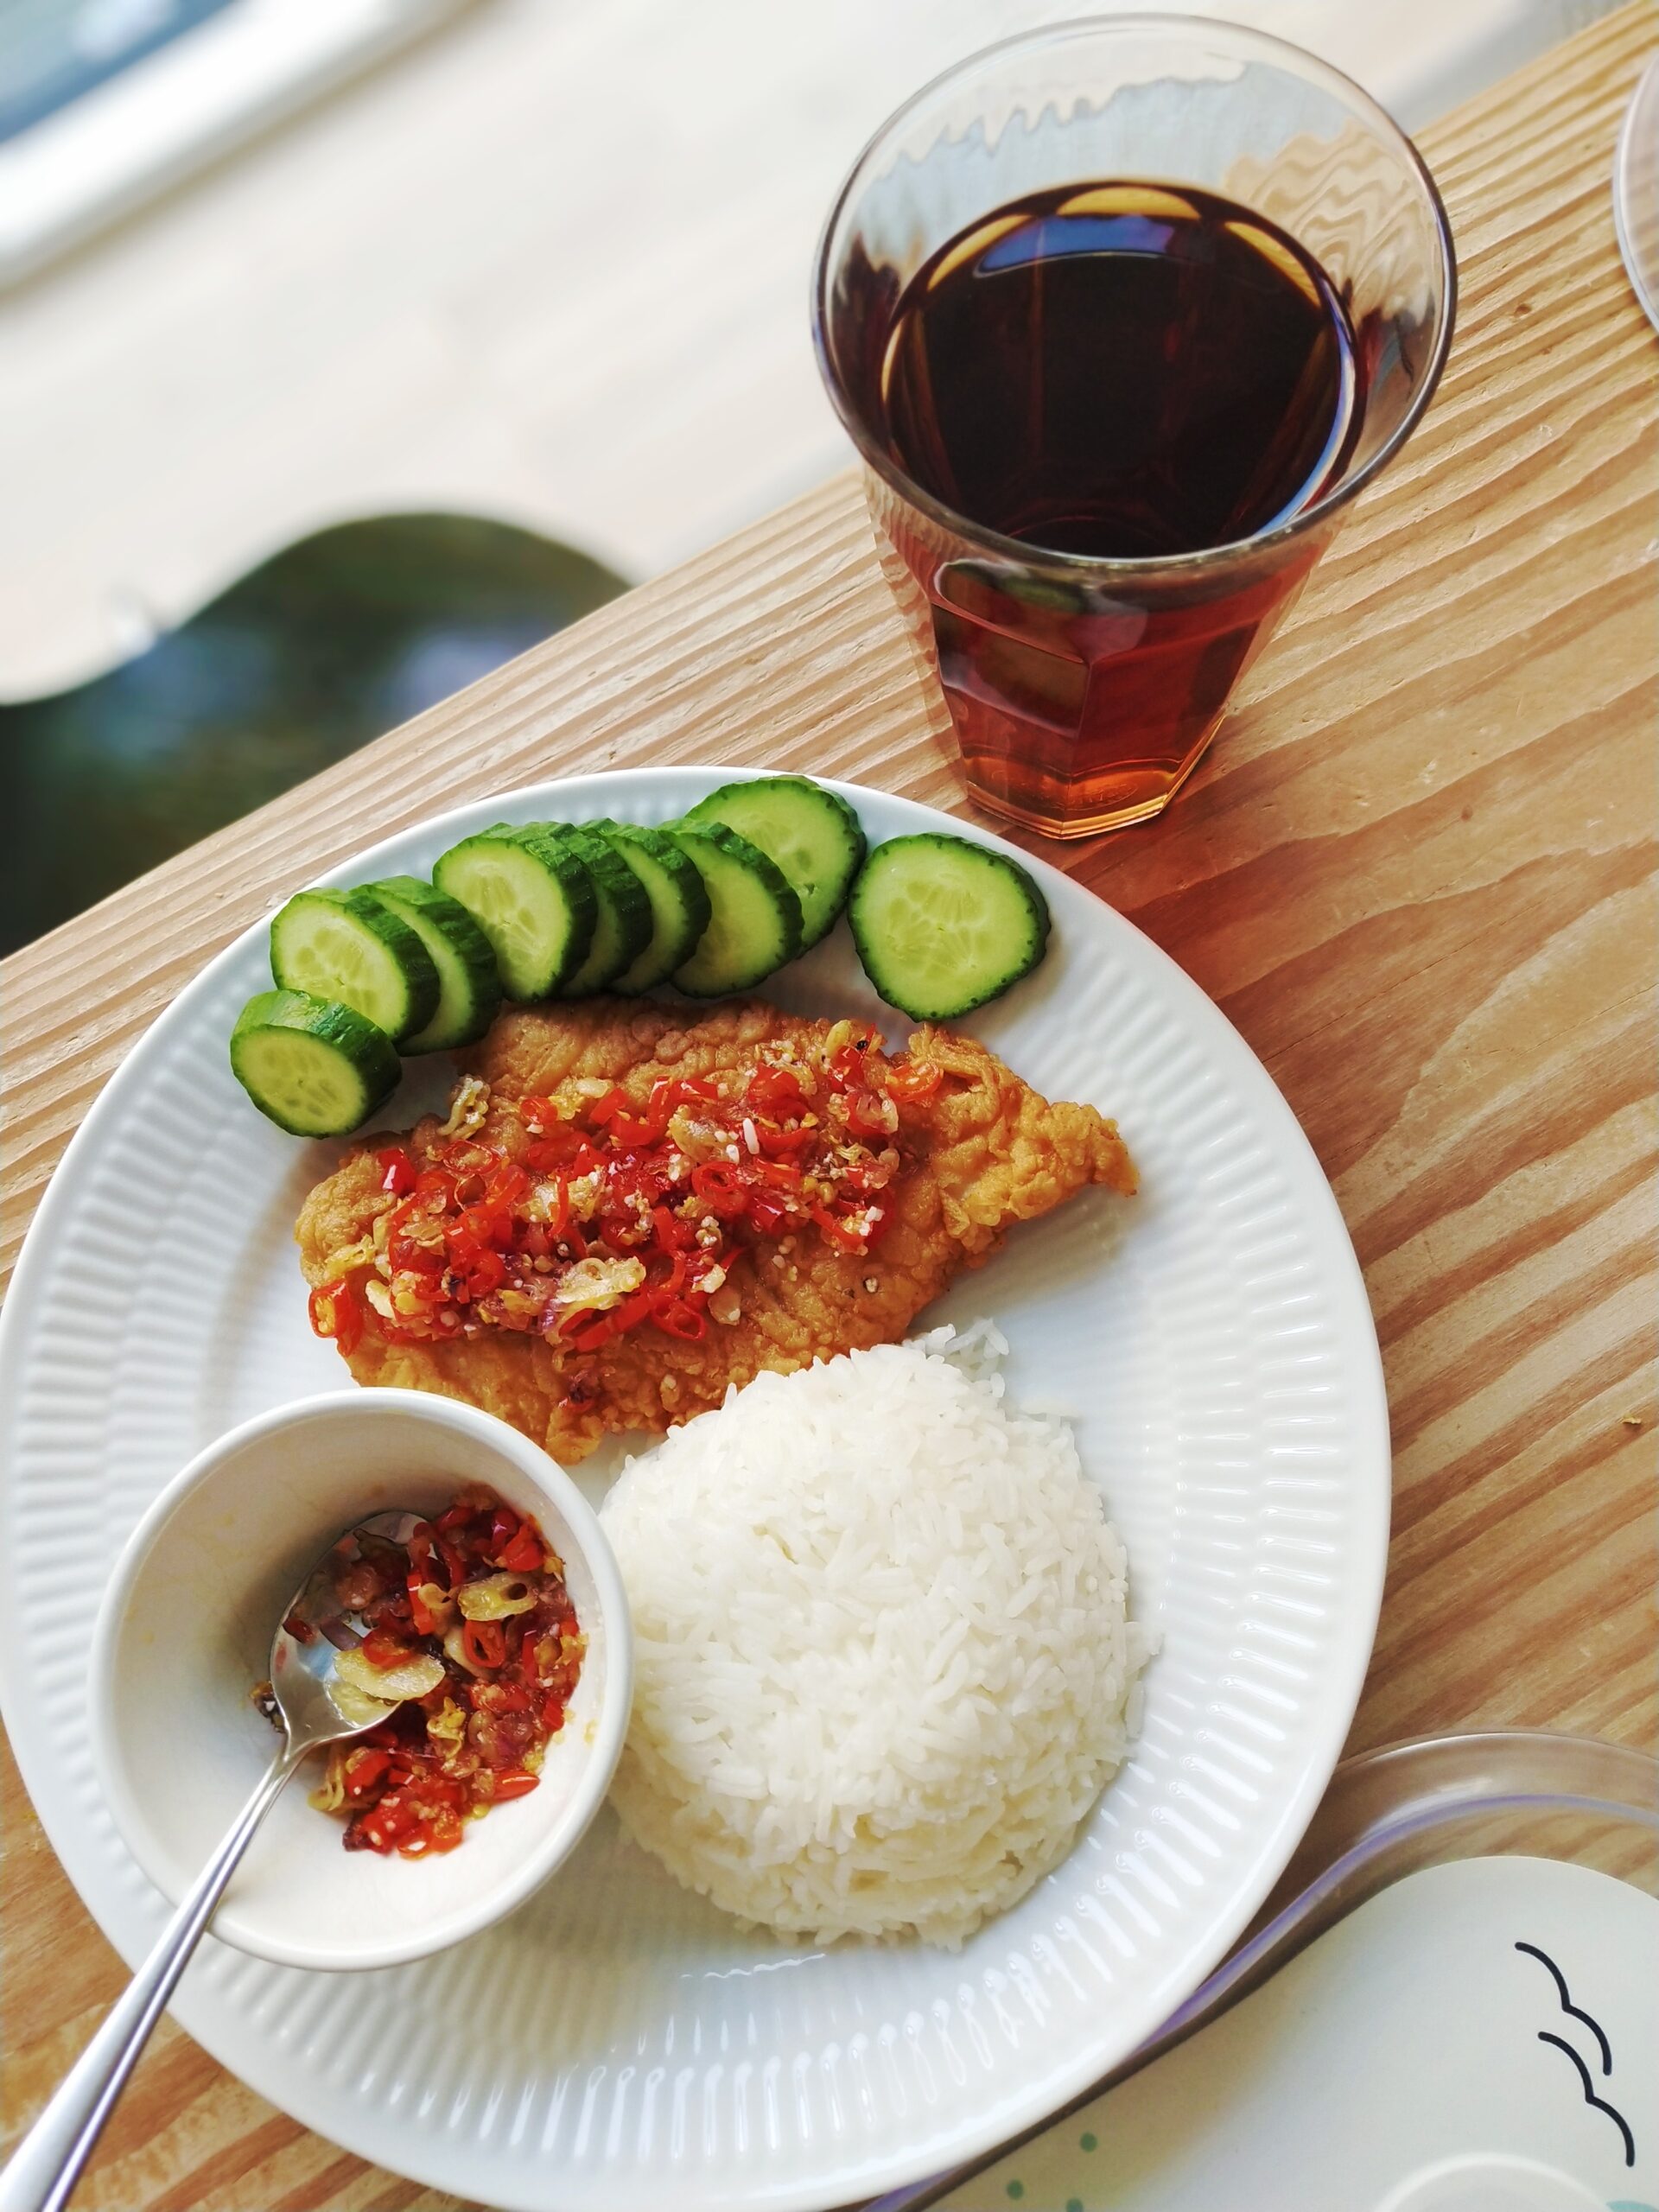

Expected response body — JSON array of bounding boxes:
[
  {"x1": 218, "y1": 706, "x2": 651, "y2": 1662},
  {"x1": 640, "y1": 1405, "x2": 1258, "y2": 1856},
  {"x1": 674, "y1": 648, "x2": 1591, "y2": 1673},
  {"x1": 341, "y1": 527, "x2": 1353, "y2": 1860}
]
[{"x1": 296, "y1": 999, "x2": 1134, "y2": 1462}]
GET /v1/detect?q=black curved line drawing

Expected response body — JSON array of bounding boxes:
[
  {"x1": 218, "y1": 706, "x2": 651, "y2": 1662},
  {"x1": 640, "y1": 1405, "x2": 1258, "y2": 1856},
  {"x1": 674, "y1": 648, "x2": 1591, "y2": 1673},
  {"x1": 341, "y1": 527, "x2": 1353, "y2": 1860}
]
[
  {"x1": 1536, "y1": 2031, "x2": 1636, "y2": 2168},
  {"x1": 1515, "y1": 1941, "x2": 1615, "y2": 2075}
]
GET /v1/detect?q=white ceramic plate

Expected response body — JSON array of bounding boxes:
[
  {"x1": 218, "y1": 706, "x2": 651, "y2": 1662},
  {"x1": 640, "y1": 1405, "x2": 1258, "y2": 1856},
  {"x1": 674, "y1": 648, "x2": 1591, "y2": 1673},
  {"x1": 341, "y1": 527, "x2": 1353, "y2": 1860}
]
[{"x1": 0, "y1": 767, "x2": 1389, "y2": 2212}]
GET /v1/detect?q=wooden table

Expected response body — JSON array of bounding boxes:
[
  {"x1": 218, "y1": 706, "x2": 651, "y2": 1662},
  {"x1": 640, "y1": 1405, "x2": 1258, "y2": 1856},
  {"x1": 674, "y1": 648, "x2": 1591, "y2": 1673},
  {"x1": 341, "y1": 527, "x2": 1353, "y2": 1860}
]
[{"x1": 3, "y1": 9, "x2": 1655, "y2": 2206}]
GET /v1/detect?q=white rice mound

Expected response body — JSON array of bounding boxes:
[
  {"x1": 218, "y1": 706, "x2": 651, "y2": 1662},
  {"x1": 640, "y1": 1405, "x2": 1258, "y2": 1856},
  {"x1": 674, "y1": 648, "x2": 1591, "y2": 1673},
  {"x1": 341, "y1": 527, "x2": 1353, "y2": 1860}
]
[{"x1": 599, "y1": 1322, "x2": 1147, "y2": 1947}]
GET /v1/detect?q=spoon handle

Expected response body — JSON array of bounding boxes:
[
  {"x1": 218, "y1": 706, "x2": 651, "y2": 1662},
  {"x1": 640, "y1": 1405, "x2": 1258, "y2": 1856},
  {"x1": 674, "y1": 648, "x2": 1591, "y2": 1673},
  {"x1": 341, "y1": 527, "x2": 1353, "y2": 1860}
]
[{"x1": 0, "y1": 1746, "x2": 301, "y2": 2212}]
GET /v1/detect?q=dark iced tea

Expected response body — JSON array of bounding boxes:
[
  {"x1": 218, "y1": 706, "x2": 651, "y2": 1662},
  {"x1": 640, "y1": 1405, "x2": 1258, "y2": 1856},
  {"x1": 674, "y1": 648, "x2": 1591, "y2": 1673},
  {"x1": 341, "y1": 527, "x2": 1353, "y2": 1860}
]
[
  {"x1": 815, "y1": 20, "x2": 1455, "y2": 836},
  {"x1": 859, "y1": 183, "x2": 1363, "y2": 833}
]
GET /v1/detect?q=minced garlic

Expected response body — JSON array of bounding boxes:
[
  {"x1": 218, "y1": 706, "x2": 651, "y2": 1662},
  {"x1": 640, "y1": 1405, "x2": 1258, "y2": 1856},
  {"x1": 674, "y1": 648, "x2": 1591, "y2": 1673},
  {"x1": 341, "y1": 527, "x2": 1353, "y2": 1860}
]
[{"x1": 439, "y1": 1075, "x2": 491, "y2": 1140}]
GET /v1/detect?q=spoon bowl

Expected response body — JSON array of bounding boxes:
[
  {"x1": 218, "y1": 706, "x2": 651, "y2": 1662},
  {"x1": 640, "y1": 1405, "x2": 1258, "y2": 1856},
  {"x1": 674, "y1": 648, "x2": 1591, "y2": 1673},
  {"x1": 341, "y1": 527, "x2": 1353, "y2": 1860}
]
[{"x1": 264, "y1": 1509, "x2": 427, "y2": 1751}]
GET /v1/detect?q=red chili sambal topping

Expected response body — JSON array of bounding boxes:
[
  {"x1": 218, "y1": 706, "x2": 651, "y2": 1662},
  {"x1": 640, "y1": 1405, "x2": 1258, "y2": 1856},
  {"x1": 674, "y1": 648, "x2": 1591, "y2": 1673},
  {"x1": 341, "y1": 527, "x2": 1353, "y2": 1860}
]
[
  {"x1": 309, "y1": 1026, "x2": 943, "y2": 1359},
  {"x1": 299, "y1": 1485, "x2": 584, "y2": 1857},
  {"x1": 307, "y1": 1277, "x2": 364, "y2": 1355}
]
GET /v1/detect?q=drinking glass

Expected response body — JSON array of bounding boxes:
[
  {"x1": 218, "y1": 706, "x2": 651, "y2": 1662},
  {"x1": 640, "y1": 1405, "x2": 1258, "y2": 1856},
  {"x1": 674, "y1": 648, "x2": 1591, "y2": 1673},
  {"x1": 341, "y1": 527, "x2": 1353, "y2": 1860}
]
[{"x1": 812, "y1": 16, "x2": 1457, "y2": 839}]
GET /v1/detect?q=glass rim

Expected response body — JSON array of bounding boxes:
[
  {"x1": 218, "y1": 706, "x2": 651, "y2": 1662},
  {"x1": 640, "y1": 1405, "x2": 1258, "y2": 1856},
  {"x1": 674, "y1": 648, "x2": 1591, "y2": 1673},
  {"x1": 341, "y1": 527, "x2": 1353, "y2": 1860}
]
[{"x1": 810, "y1": 10, "x2": 1459, "y2": 582}]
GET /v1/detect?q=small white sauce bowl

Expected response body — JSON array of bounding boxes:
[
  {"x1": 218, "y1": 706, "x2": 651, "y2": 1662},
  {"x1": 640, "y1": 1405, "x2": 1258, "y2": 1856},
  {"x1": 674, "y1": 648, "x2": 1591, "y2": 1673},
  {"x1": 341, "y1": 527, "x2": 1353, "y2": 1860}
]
[{"x1": 89, "y1": 1389, "x2": 632, "y2": 1973}]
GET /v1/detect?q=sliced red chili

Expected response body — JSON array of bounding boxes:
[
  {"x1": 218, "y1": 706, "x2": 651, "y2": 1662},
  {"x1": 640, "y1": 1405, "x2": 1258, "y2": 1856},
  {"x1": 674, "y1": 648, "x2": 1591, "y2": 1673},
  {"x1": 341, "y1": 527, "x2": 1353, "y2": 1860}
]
[
  {"x1": 516, "y1": 1093, "x2": 561, "y2": 1133},
  {"x1": 524, "y1": 1126, "x2": 597, "y2": 1173},
  {"x1": 353, "y1": 1789, "x2": 423, "y2": 1848},
  {"x1": 462, "y1": 1619, "x2": 506, "y2": 1670},
  {"x1": 612, "y1": 1288, "x2": 656, "y2": 1336},
  {"x1": 810, "y1": 1204, "x2": 870, "y2": 1255},
  {"x1": 886, "y1": 1058, "x2": 942, "y2": 1108},
  {"x1": 420, "y1": 1775, "x2": 467, "y2": 1810},
  {"x1": 493, "y1": 1770, "x2": 540, "y2": 1802},
  {"x1": 747, "y1": 1158, "x2": 804, "y2": 1190},
  {"x1": 746, "y1": 1065, "x2": 808, "y2": 1116},
  {"x1": 452, "y1": 1201, "x2": 510, "y2": 1253},
  {"x1": 307, "y1": 1278, "x2": 364, "y2": 1354},
  {"x1": 827, "y1": 1040, "x2": 874, "y2": 1088},
  {"x1": 376, "y1": 1146, "x2": 417, "y2": 1196},
  {"x1": 344, "y1": 1748, "x2": 391, "y2": 1798},
  {"x1": 385, "y1": 1219, "x2": 443, "y2": 1278},
  {"x1": 756, "y1": 1121, "x2": 816, "y2": 1158},
  {"x1": 404, "y1": 1807, "x2": 465, "y2": 1854},
  {"x1": 447, "y1": 1242, "x2": 505, "y2": 1300},
  {"x1": 651, "y1": 1204, "x2": 695, "y2": 1253},
  {"x1": 691, "y1": 1161, "x2": 747, "y2": 1217},
  {"x1": 498, "y1": 1530, "x2": 542, "y2": 1583},
  {"x1": 533, "y1": 1174, "x2": 571, "y2": 1235},
  {"x1": 747, "y1": 1192, "x2": 791, "y2": 1236},
  {"x1": 603, "y1": 1079, "x2": 676, "y2": 1147},
  {"x1": 561, "y1": 1308, "x2": 614, "y2": 1352},
  {"x1": 651, "y1": 1294, "x2": 707, "y2": 1341}
]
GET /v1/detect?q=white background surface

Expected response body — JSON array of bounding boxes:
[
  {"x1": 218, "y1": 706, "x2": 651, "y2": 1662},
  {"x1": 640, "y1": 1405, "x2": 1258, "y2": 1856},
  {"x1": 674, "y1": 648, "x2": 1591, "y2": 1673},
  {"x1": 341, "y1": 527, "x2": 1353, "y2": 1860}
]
[{"x1": 0, "y1": 0, "x2": 1624, "y2": 700}]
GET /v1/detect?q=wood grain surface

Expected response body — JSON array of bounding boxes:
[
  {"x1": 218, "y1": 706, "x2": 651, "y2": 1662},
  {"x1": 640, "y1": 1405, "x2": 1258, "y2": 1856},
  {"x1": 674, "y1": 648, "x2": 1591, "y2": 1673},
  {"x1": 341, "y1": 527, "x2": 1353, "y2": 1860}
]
[{"x1": 3, "y1": 10, "x2": 1656, "y2": 2207}]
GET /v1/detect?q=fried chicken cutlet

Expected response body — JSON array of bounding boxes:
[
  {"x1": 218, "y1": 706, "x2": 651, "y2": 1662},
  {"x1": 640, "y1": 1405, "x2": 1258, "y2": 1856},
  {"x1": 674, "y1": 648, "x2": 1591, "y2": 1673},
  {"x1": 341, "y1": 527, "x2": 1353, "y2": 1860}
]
[{"x1": 296, "y1": 998, "x2": 1135, "y2": 1463}]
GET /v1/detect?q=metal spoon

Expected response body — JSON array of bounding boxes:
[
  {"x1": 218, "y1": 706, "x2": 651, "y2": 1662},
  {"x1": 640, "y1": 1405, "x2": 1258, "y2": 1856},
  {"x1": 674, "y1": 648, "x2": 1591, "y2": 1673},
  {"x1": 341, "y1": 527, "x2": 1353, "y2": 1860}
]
[{"x1": 0, "y1": 1510, "x2": 427, "y2": 2212}]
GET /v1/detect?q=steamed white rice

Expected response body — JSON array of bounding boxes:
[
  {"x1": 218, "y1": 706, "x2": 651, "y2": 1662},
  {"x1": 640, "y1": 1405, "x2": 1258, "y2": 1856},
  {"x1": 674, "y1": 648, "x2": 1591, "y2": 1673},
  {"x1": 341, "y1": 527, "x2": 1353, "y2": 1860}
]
[{"x1": 599, "y1": 1323, "x2": 1146, "y2": 1946}]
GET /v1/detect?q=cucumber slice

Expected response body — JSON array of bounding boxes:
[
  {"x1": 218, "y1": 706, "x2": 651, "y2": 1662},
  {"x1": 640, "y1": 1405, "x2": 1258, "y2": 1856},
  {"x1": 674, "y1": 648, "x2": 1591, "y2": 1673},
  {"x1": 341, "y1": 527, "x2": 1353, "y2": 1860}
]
[
  {"x1": 669, "y1": 822, "x2": 803, "y2": 996},
  {"x1": 365, "y1": 875, "x2": 503, "y2": 1052},
  {"x1": 849, "y1": 835, "x2": 1051, "y2": 1020},
  {"x1": 230, "y1": 989, "x2": 400, "y2": 1136},
  {"x1": 591, "y1": 819, "x2": 712, "y2": 992},
  {"x1": 432, "y1": 828, "x2": 595, "y2": 1000},
  {"x1": 681, "y1": 776, "x2": 866, "y2": 950},
  {"x1": 510, "y1": 823, "x2": 652, "y2": 995},
  {"x1": 269, "y1": 887, "x2": 439, "y2": 1044}
]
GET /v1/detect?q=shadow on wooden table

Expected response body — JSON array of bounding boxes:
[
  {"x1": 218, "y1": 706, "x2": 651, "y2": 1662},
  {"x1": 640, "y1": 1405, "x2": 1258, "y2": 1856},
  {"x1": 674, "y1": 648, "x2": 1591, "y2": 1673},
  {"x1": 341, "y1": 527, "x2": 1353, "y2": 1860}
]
[{"x1": 0, "y1": 513, "x2": 626, "y2": 958}]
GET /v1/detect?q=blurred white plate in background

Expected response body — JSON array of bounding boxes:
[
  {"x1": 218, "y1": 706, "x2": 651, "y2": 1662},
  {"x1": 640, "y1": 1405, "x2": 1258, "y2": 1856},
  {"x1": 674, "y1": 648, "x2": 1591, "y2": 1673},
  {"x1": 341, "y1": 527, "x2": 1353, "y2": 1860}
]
[{"x1": 1614, "y1": 49, "x2": 1659, "y2": 334}]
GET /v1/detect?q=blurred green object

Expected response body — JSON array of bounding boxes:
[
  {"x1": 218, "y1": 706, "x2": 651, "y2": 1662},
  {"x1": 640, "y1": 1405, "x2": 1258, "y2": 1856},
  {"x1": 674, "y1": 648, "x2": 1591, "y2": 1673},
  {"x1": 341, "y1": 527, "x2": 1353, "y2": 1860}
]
[{"x1": 0, "y1": 514, "x2": 626, "y2": 957}]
